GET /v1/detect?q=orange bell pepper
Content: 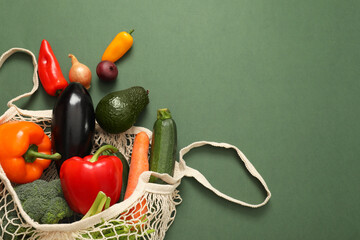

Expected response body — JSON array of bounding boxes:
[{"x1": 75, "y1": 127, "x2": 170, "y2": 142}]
[
  {"x1": 0, "y1": 121, "x2": 61, "y2": 184},
  {"x1": 101, "y1": 29, "x2": 134, "y2": 62}
]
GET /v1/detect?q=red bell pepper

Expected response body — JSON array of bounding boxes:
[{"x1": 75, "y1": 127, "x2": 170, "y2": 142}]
[
  {"x1": 60, "y1": 145, "x2": 123, "y2": 215},
  {"x1": 38, "y1": 39, "x2": 69, "y2": 96}
]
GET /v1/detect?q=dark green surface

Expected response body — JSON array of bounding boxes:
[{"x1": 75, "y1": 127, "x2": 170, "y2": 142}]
[{"x1": 1, "y1": 0, "x2": 359, "y2": 239}]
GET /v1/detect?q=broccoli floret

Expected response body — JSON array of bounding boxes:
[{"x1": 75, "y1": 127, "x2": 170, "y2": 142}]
[
  {"x1": 14, "y1": 179, "x2": 74, "y2": 224},
  {"x1": 15, "y1": 179, "x2": 49, "y2": 202},
  {"x1": 41, "y1": 197, "x2": 74, "y2": 224}
]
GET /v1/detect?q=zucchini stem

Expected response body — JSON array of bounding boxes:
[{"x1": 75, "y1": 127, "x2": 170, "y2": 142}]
[{"x1": 157, "y1": 108, "x2": 172, "y2": 120}]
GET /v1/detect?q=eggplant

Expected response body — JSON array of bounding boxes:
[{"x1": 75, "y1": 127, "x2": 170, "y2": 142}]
[{"x1": 51, "y1": 82, "x2": 95, "y2": 172}]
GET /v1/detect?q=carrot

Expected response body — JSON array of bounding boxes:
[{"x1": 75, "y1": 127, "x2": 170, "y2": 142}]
[
  {"x1": 124, "y1": 131, "x2": 150, "y2": 221},
  {"x1": 124, "y1": 131, "x2": 150, "y2": 200}
]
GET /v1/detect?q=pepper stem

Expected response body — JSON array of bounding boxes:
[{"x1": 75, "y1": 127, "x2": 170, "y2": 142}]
[
  {"x1": 23, "y1": 144, "x2": 62, "y2": 163},
  {"x1": 129, "y1": 29, "x2": 135, "y2": 35},
  {"x1": 89, "y1": 145, "x2": 118, "y2": 163}
]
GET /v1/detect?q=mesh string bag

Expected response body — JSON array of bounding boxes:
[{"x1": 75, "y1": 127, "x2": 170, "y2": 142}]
[{"x1": 0, "y1": 48, "x2": 271, "y2": 240}]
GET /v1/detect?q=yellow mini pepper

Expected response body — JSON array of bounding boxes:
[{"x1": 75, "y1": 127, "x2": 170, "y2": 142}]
[{"x1": 101, "y1": 29, "x2": 134, "y2": 63}]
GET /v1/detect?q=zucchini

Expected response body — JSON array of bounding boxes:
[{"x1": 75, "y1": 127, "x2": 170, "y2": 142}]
[
  {"x1": 149, "y1": 108, "x2": 177, "y2": 184},
  {"x1": 115, "y1": 150, "x2": 130, "y2": 202},
  {"x1": 100, "y1": 144, "x2": 130, "y2": 202}
]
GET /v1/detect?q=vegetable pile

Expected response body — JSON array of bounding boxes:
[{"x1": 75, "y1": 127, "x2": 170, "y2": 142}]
[{"x1": 0, "y1": 29, "x2": 178, "y2": 237}]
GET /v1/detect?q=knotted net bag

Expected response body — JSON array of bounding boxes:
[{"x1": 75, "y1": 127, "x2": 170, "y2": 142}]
[{"x1": 0, "y1": 48, "x2": 271, "y2": 240}]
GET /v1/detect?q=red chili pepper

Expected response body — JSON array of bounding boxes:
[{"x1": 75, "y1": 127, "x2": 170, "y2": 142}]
[
  {"x1": 38, "y1": 39, "x2": 69, "y2": 96},
  {"x1": 59, "y1": 145, "x2": 123, "y2": 215}
]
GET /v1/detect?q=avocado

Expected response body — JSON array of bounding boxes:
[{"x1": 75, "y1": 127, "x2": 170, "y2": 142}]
[{"x1": 95, "y1": 86, "x2": 149, "y2": 134}]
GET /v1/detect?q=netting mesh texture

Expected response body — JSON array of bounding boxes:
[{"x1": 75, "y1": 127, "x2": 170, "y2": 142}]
[
  {"x1": 0, "y1": 112, "x2": 182, "y2": 240},
  {"x1": 0, "y1": 181, "x2": 37, "y2": 240},
  {"x1": 75, "y1": 191, "x2": 181, "y2": 240}
]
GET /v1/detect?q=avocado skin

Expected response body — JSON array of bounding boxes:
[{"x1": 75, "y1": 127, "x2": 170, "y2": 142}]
[{"x1": 95, "y1": 86, "x2": 149, "y2": 134}]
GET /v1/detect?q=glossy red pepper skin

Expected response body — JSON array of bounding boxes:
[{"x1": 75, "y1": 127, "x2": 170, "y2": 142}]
[
  {"x1": 38, "y1": 39, "x2": 69, "y2": 96},
  {"x1": 60, "y1": 153, "x2": 123, "y2": 215}
]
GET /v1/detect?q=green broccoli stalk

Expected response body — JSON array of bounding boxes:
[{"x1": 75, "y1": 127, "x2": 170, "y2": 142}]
[{"x1": 14, "y1": 179, "x2": 74, "y2": 224}]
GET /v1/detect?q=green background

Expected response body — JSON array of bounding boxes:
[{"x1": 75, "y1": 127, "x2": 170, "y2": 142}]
[{"x1": 0, "y1": 0, "x2": 359, "y2": 239}]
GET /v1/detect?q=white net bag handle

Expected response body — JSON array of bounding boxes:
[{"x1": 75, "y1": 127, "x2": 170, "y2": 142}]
[
  {"x1": 178, "y1": 141, "x2": 271, "y2": 208},
  {"x1": 0, "y1": 47, "x2": 52, "y2": 123}
]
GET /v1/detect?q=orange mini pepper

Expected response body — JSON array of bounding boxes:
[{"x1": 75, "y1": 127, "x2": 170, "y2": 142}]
[
  {"x1": 0, "y1": 121, "x2": 61, "y2": 184},
  {"x1": 101, "y1": 29, "x2": 134, "y2": 62}
]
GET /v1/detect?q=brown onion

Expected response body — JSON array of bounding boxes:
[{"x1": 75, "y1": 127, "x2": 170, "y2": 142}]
[{"x1": 68, "y1": 54, "x2": 92, "y2": 89}]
